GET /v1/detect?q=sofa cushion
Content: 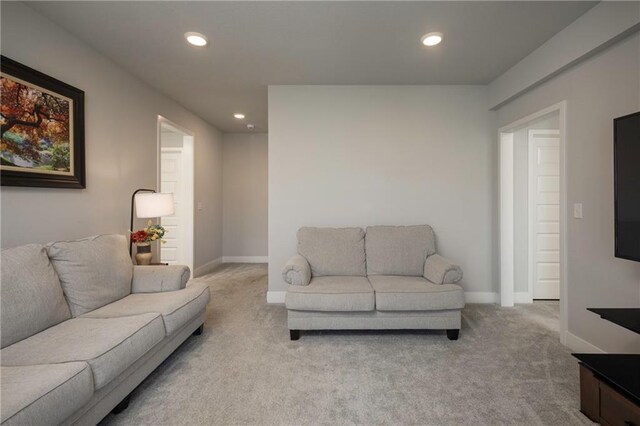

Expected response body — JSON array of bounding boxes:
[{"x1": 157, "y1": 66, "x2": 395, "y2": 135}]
[
  {"x1": 1, "y1": 313, "x2": 164, "y2": 389},
  {"x1": 365, "y1": 225, "x2": 436, "y2": 276},
  {"x1": 368, "y1": 275, "x2": 465, "y2": 311},
  {"x1": 297, "y1": 227, "x2": 366, "y2": 277},
  {"x1": 1, "y1": 244, "x2": 71, "y2": 348},
  {"x1": 47, "y1": 234, "x2": 133, "y2": 316},
  {"x1": 286, "y1": 276, "x2": 374, "y2": 311},
  {"x1": 82, "y1": 281, "x2": 210, "y2": 336},
  {"x1": 1, "y1": 362, "x2": 93, "y2": 426}
]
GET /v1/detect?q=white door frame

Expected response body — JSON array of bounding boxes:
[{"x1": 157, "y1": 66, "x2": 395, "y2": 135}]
[
  {"x1": 498, "y1": 101, "x2": 568, "y2": 345},
  {"x1": 528, "y1": 129, "x2": 560, "y2": 302},
  {"x1": 157, "y1": 116, "x2": 195, "y2": 274}
]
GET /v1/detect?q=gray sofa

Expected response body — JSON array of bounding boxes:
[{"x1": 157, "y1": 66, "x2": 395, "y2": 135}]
[
  {"x1": 282, "y1": 225, "x2": 464, "y2": 340},
  {"x1": 0, "y1": 234, "x2": 210, "y2": 425}
]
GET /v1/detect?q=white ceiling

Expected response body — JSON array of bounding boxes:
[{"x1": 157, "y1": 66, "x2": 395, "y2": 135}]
[{"x1": 28, "y1": 1, "x2": 596, "y2": 133}]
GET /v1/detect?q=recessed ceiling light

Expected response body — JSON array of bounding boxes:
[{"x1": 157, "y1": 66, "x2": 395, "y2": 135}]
[
  {"x1": 185, "y1": 32, "x2": 208, "y2": 47},
  {"x1": 421, "y1": 32, "x2": 443, "y2": 47},
  {"x1": 234, "y1": 113, "x2": 245, "y2": 119}
]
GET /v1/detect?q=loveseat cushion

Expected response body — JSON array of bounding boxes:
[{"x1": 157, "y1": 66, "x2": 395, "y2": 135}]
[
  {"x1": 365, "y1": 225, "x2": 436, "y2": 276},
  {"x1": 1, "y1": 362, "x2": 93, "y2": 426},
  {"x1": 82, "y1": 281, "x2": 210, "y2": 336},
  {"x1": 368, "y1": 275, "x2": 465, "y2": 311},
  {"x1": 1, "y1": 245, "x2": 71, "y2": 348},
  {"x1": 47, "y1": 234, "x2": 133, "y2": 316},
  {"x1": 1, "y1": 313, "x2": 164, "y2": 390},
  {"x1": 286, "y1": 276, "x2": 374, "y2": 311},
  {"x1": 297, "y1": 227, "x2": 366, "y2": 277}
]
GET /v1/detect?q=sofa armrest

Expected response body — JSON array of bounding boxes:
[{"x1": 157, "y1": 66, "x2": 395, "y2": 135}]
[
  {"x1": 424, "y1": 254, "x2": 463, "y2": 285},
  {"x1": 282, "y1": 254, "x2": 311, "y2": 286},
  {"x1": 132, "y1": 265, "x2": 191, "y2": 293}
]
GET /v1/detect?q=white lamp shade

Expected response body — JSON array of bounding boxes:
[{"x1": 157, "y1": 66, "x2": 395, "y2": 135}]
[{"x1": 135, "y1": 192, "x2": 175, "y2": 218}]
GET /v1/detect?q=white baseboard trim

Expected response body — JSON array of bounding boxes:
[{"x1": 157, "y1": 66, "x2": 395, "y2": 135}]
[
  {"x1": 564, "y1": 331, "x2": 605, "y2": 353},
  {"x1": 267, "y1": 291, "x2": 286, "y2": 304},
  {"x1": 267, "y1": 290, "x2": 499, "y2": 305},
  {"x1": 464, "y1": 292, "x2": 498, "y2": 304},
  {"x1": 193, "y1": 257, "x2": 223, "y2": 278},
  {"x1": 222, "y1": 256, "x2": 268, "y2": 263},
  {"x1": 514, "y1": 292, "x2": 533, "y2": 304}
]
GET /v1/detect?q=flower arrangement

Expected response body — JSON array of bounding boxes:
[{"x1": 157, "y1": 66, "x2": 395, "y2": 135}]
[{"x1": 131, "y1": 220, "x2": 167, "y2": 245}]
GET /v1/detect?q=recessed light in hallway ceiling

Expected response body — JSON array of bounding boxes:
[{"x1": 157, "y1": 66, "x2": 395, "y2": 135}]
[
  {"x1": 234, "y1": 113, "x2": 245, "y2": 119},
  {"x1": 421, "y1": 32, "x2": 443, "y2": 47},
  {"x1": 184, "y1": 32, "x2": 208, "y2": 47}
]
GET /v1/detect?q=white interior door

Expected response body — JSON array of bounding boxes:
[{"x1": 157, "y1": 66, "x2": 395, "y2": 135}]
[
  {"x1": 160, "y1": 148, "x2": 183, "y2": 265},
  {"x1": 529, "y1": 130, "x2": 560, "y2": 299}
]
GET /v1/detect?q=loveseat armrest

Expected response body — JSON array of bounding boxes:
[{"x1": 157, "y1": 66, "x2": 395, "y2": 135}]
[
  {"x1": 132, "y1": 265, "x2": 191, "y2": 293},
  {"x1": 424, "y1": 254, "x2": 463, "y2": 285},
  {"x1": 282, "y1": 254, "x2": 311, "y2": 286}
]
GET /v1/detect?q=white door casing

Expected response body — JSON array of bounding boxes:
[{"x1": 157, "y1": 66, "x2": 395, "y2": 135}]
[
  {"x1": 499, "y1": 101, "x2": 567, "y2": 345},
  {"x1": 529, "y1": 129, "x2": 560, "y2": 300},
  {"x1": 160, "y1": 148, "x2": 183, "y2": 265}
]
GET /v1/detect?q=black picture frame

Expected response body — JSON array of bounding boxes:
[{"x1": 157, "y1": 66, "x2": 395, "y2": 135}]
[{"x1": 1, "y1": 55, "x2": 85, "y2": 188}]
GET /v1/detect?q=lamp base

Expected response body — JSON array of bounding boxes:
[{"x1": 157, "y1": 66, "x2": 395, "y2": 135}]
[{"x1": 135, "y1": 243, "x2": 153, "y2": 265}]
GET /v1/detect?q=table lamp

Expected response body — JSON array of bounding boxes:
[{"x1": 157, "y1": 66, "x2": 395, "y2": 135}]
[{"x1": 129, "y1": 188, "x2": 175, "y2": 256}]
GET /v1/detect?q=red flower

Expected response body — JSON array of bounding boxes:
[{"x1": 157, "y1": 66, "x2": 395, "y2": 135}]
[{"x1": 131, "y1": 230, "x2": 148, "y2": 243}]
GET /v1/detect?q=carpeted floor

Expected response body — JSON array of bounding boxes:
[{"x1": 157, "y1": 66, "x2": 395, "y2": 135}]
[{"x1": 100, "y1": 263, "x2": 588, "y2": 425}]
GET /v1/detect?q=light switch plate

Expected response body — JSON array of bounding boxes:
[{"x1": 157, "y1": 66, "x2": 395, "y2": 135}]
[
  {"x1": 197, "y1": 202, "x2": 203, "y2": 211},
  {"x1": 573, "y1": 203, "x2": 583, "y2": 219}
]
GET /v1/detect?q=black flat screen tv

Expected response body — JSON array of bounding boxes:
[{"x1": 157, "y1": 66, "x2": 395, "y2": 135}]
[{"x1": 614, "y1": 111, "x2": 640, "y2": 262}]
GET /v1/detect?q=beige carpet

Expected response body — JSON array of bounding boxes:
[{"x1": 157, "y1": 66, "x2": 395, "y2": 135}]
[{"x1": 100, "y1": 263, "x2": 588, "y2": 425}]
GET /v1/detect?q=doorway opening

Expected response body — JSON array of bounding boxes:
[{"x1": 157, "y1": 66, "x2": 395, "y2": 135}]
[
  {"x1": 499, "y1": 101, "x2": 568, "y2": 344},
  {"x1": 157, "y1": 116, "x2": 194, "y2": 274}
]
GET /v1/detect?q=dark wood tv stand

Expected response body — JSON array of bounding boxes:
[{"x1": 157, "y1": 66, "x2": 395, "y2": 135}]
[{"x1": 572, "y1": 308, "x2": 640, "y2": 425}]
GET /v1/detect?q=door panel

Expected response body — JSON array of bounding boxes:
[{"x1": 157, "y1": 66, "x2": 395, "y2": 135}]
[
  {"x1": 160, "y1": 150, "x2": 183, "y2": 265},
  {"x1": 530, "y1": 130, "x2": 560, "y2": 300}
]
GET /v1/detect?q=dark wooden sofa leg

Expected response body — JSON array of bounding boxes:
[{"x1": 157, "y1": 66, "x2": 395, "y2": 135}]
[
  {"x1": 111, "y1": 394, "x2": 131, "y2": 414},
  {"x1": 446, "y1": 329, "x2": 459, "y2": 340},
  {"x1": 290, "y1": 330, "x2": 300, "y2": 341},
  {"x1": 193, "y1": 324, "x2": 204, "y2": 336}
]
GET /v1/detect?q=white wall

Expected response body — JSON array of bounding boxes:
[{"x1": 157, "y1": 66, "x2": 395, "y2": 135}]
[
  {"x1": 513, "y1": 114, "x2": 559, "y2": 294},
  {"x1": 269, "y1": 86, "x2": 496, "y2": 295},
  {"x1": 222, "y1": 133, "x2": 268, "y2": 260},
  {"x1": 0, "y1": 2, "x2": 224, "y2": 273},
  {"x1": 496, "y1": 32, "x2": 640, "y2": 353}
]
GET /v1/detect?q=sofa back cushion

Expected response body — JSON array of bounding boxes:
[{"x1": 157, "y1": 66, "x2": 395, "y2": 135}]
[
  {"x1": 365, "y1": 225, "x2": 436, "y2": 276},
  {"x1": 297, "y1": 227, "x2": 366, "y2": 277},
  {"x1": 1, "y1": 245, "x2": 71, "y2": 348},
  {"x1": 47, "y1": 234, "x2": 133, "y2": 317}
]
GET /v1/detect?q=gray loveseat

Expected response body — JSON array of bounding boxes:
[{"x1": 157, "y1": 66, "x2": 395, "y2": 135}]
[
  {"x1": 0, "y1": 234, "x2": 210, "y2": 425},
  {"x1": 282, "y1": 225, "x2": 464, "y2": 340}
]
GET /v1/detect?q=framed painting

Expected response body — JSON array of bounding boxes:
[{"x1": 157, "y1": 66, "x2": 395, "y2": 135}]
[{"x1": 1, "y1": 56, "x2": 85, "y2": 188}]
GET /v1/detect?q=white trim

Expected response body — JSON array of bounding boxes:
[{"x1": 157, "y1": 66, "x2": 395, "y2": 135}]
[
  {"x1": 500, "y1": 132, "x2": 515, "y2": 307},
  {"x1": 565, "y1": 331, "x2": 606, "y2": 353},
  {"x1": 527, "y1": 131, "x2": 536, "y2": 304},
  {"x1": 465, "y1": 292, "x2": 499, "y2": 304},
  {"x1": 528, "y1": 129, "x2": 560, "y2": 302},
  {"x1": 193, "y1": 257, "x2": 223, "y2": 278},
  {"x1": 268, "y1": 291, "x2": 499, "y2": 305},
  {"x1": 559, "y1": 102, "x2": 569, "y2": 345},
  {"x1": 514, "y1": 292, "x2": 531, "y2": 304},
  {"x1": 267, "y1": 291, "x2": 286, "y2": 304},
  {"x1": 182, "y1": 136, "x2": 195, "y2": 274},
  {"x1": 498, "y1": 101, "x2": 569, "y2": 347},
  {"x1": 222, "y1": 256, "x2": 269, "y2": 263}
]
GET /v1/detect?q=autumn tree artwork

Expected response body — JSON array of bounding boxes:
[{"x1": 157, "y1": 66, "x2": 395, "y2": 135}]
[
  {"x1": 0, "y1": 56, "x2": 84, "y2": 188},
  {"x1": 1, "y1": 74, "x2": 73, "y2": 174}
]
